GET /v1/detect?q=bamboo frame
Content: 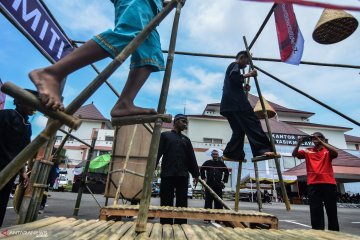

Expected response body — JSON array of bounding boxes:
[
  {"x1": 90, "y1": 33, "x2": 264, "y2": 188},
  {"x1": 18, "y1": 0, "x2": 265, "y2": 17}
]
[
  {"x1": 244, "y1": 36, "x2": 291, "y2": 211},
  {"x1": 73, "y1": 136, "x2": 97, "y2": 216},
  {"x1": 135, "y1": 1, "x2": 181, "y2": 232}
]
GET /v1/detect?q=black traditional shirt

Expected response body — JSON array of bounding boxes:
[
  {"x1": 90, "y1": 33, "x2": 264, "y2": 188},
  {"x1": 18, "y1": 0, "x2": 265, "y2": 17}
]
[
  {"x1": 0, "y1": 109, "x2": 31, "y2": 170},
  {"x1": 157, "y1": 130, "x2": 200, "y2": 178},
  {"x1": 220, "y1": 62, "x2": 253, "y2": 113},
  {"x1": 200, "y1": 159, "x2": 229, "y2": 187}
]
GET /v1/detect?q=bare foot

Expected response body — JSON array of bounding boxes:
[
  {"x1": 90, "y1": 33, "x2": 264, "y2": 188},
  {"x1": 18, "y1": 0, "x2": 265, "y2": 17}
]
[
  {"x1": 29, "y1": 69, "x2": 64, "y2": 111},
  {"x1": 110, "y1": 101, "x2": 157, "y2": 118}
]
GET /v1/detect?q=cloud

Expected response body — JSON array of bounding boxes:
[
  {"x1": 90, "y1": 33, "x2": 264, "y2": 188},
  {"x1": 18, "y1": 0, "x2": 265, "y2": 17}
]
[{"x1": 32, "y1": 115, "x2": 48, "y2": 129}]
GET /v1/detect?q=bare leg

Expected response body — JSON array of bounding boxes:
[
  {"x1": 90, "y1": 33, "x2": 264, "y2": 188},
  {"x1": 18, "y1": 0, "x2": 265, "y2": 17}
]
[
  {"x1": 29, "y1": 40, "x2": 110, "y2": 110},
  {"x1": 111, "y1": 66, "x2": 157, "y2": 118}
]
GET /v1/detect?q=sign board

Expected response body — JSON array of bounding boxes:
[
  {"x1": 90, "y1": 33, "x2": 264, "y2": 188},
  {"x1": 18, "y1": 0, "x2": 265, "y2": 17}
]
[
  {"x1": 0, "y1": 0, "x2": 74, "y2": 63},
  {"x1": 272, "y1": 133, "x2": 312, "y2": 146}
]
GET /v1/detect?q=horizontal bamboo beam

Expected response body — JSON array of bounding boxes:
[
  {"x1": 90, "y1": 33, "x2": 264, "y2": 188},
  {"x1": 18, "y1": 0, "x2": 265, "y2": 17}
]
[{"x1": 1, "y1": 82, "x2": 82, "y2": 129}]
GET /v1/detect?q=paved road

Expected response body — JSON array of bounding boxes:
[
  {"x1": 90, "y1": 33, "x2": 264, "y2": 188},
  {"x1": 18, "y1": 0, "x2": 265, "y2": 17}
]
[{"x1": 2, "y1": 192, "x2": 360, "y2": 236}]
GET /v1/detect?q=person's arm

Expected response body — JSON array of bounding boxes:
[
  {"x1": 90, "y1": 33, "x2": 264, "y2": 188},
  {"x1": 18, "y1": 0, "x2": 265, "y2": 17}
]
[
  {"x1": 156, "y1": 133, "x2": 165, "y2": 167},
  {"x1": 186, "y1": 140, "x2": 200, "y2": 179},
  {"x1": 315, "y1": 137, "x2": 338, "y2": 159},
  {"x1": 19, "y1": 167, "x2": 29, "y2": 187},
  {"x1": 222, "y1": 162, "x2": 229, "y2": 183},
  {"x1": 200, "y1": 162, "x2": 207, "y2": 180},
  {"x1": 292, "y1": 137, "x2": 306, "y2": 159}
]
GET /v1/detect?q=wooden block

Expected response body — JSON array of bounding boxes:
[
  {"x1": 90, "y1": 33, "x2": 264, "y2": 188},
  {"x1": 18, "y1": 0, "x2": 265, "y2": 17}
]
[{"x1": 111, "y1": 114, "x2": 172, "y2": 126}]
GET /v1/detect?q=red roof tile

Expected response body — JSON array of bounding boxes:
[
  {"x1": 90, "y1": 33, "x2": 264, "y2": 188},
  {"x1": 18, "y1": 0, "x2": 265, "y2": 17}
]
[
  {"x1": 345, "y1": 134, "x2": 360, "y2": 143},
  {"x1": 73, "y1": 103, "x2": 109, "y2": 121}
]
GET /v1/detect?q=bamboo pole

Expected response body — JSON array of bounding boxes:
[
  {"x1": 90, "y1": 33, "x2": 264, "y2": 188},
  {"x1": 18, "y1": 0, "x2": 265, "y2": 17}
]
[
  {"x1": 198, "y1": 178, "x2": 232, "y2": 210},
  {"x1": 254, "y1": 65, "x2": 360, "y2": 127},
  {"x1": 0, "y1": 0, "x2": 178, "y2": 191},
  {"x1": 58, "y1": 128, "x2": 92, "y2": 147},
  {"x1": 113, "y1": 125, "x2": 138, "y2": 205},
  {"x1": 243, "y1": 36, "x2": 291, "y2": 211},
  {"x1": 0, "y1": 82, "x2": 82, "y2": 130},
  {"x1": 135, "y1": 1, "x2": 181, "y2": 233},
  {"x1": 249, "y1": 3, "x2": 277, "y2": 50},
  {"x1": 73, "y1": 135, "x2": 97, "y2": 216}
]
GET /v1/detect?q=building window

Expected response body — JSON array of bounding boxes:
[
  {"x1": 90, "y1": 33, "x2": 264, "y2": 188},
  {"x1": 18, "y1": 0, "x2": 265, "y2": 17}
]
[
  {"x1": 55, "y1": 136, "x2": 63, "y2": 141},
  {"x1": 203, "y1": 138, "x2": 222, "y2": 144},
  {"x1": 105, "y1": 136, "x2": 114, "y2": 141},
  {"x1": 283, "y1": 156, "x2": 297, "y2": 169},
  {"x1": 356, "y1": 144, "x2": 359, "y2": 151},
  {"x1": 67, "y1": 136, "x2": 75, "y2": 141},
  {"x1": 99, "y1": 151, "x2": 110, "y2": 155}
]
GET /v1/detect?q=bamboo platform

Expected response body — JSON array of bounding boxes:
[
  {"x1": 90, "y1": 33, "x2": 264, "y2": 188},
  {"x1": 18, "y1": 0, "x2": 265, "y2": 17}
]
[
  {"x1": 1, "y1": 217, "x2": 360, "y2": 239},
  {"x1": 99, "y1": 205, "x2": 278, "y2": 229}
]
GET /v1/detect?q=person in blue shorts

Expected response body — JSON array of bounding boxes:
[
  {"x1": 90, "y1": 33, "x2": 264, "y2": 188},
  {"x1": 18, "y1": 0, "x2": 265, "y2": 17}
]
[{"x1": 29, "y1": 0, "x2": 175, "y2": 117}]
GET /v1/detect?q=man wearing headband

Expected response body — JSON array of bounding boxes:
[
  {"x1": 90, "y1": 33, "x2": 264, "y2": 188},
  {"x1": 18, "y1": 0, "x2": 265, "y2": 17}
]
[
  {"x1": 0, "y1": 89, "x2": 38, "y2": 226},
  {"x1": 292, "y1": 132, "x2": 339, "y2": 231},
  {"x1": 220, "y1": 51, "x2": 276, "y2": 162},
  {"x1": 156, "y1": 114, "x2": 199, "y2": 225}
]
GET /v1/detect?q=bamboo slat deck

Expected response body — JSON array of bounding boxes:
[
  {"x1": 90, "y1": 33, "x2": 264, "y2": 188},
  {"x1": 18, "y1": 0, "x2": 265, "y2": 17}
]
[
  {"x1": 1, "y1": 217, "x2": 359, "y2": 240},
  {"x1": 99, "y1": 205, "x2": 278, "y2": 229}
]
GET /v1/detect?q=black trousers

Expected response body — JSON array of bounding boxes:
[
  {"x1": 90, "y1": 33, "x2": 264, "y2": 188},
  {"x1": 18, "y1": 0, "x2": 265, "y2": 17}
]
[
  {"x1": 222, "y1": 111, "x2": 272, "y2": 160},
  {"x1": 160, "y1": 176, "x2": 188, "y2": 224},
  {"x1": 204, "y1": 183, "x2": 223, "y2": 210},
  {"x1": 0, "y1": 177, "x2": 16, "y2": 227},
  {"x1": 308, "y1": 184, "x2": 339, "y2": 231}
]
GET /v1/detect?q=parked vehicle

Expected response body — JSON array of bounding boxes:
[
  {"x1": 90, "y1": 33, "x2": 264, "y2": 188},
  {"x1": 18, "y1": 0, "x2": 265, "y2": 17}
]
[{"x1": 187, "y1": 184, "x2": 193, "y2": 199}]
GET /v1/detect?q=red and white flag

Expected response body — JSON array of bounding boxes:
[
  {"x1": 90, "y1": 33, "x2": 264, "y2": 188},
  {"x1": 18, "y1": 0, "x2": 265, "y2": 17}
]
[
  {"x1": 0, "y1": 79, "x2": 5, "y2": 110},
  {"x1": 274, "y1": 3, "x2": 304, "y2": 65}
]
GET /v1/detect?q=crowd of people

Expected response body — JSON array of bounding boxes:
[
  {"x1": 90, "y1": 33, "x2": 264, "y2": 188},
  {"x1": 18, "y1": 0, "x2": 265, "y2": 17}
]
[{"x1": 337, "y1": 192, "x2": 360, "y2": 204}]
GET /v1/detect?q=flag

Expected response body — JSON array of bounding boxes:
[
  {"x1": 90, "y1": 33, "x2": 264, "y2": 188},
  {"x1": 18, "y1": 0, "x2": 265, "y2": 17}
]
[
  {"x1": 274, "y1": 3, "x2": 304, "y2": 65},
  {"x1": 0, "y1": 79, "x2": 5, "y2": 110}
]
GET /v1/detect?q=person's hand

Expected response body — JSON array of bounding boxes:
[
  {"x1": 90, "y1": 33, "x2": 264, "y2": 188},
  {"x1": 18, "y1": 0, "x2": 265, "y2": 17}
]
[
  {"x1": 244, "y1": 84, "x2": 251, "y2": 92},
  {"x1": 193, "y1": 177, "x2": 199, "y2": 188},
  {"x1": 248, "y1": 69, "x2": 257, "y2": 77},
  {"x1": 221, "y1": 181, "x2": 225, "y2": 189},
  {"x1": 20, "y1": 172, "x2": 29, "y2": 188}
]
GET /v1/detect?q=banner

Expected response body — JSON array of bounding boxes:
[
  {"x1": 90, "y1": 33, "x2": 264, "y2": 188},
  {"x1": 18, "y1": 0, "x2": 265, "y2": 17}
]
[
  {"x1": 0, "y1": 79, "x2": 5, "y2": 110},
  {"x1": 274, "y1": 3, "x2": 304, "y2": 65},
  {"x1": 0, "y1": 0, "x2": 74, "y2": 63}
]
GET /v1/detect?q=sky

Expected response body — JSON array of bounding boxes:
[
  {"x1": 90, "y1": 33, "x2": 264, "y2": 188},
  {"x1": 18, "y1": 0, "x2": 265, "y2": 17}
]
[{"x1": 0, "y1": 0, "x2": 359, "y2": 138}]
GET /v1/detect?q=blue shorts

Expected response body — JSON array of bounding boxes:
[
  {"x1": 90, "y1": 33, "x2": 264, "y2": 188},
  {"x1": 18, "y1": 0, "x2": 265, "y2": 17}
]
[{"x1": 93, "y1": 0, "x2": 165, "y2": 72}]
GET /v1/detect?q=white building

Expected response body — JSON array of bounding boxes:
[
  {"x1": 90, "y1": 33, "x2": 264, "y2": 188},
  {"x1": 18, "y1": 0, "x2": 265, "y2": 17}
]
[{"x1": 54, "y1": 98, "x2": 360, "y2": 193}]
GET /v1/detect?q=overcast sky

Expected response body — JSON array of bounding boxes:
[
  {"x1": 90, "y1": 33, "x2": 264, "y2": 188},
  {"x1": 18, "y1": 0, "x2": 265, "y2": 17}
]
[{"x1": 1, "y1": 0, "x2": 359, "y2": 138}]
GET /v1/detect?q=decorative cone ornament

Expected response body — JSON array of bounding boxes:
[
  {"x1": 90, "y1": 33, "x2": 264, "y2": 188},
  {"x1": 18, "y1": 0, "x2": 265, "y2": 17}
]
[
  {"x1": 253, "y1": 97, "x2": 276, "y2": 119},
  {"x1": 313, "y1": 9, "x2": 358, "y2": 44}
]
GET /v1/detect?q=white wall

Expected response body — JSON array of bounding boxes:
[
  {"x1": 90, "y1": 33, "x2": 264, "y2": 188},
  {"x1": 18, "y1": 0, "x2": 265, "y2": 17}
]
[
  {"x1": 187, "y1": 118, "x2": 232, "y2": 143},
  {"x1": 346, "y1": 143, "x2": 359, "y2": 151},
  {"x1": 294, "y1": 127, "x2": 348, "y2": 149}
]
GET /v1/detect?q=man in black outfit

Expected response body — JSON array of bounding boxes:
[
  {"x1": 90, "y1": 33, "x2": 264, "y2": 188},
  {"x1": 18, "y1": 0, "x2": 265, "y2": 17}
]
[
  {"x1": 200, "y1": 149, "x2": 229, "y2": 223},
  {"x1": 157, "y1": 114, "x2": 200, "y2": 225},
  {"x1": 0, "y1": 89, "x2": 37, "y2": 227},
  {"x1": 220, "y1": 51, "x2": 276, "y2": 161}
]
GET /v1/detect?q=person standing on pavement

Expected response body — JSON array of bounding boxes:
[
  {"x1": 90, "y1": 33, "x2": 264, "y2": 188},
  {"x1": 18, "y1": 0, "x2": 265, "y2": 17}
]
[
  {"x1": 156, "y1": 114, "x2": 200, "y2": 225},
  {"x1": 200, "y1": 149, "x2": 229, "y2": 223},
  {"x1": 292, "y1": 132, "x2": 339, "y2": 231},
  {"x1": 0, "y1": 89, "x2": 37, "y2": 226}
]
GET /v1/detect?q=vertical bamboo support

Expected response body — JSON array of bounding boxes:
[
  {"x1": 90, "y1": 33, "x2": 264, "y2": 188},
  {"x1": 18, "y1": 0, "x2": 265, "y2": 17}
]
[
  {"x1": 254, "y1": 162, "x2": 263, "y2": 212},
  {"x1": 73, "y1": 135, "x2": 97, "y2": 216},
  {"x1": 135, "y1": 1, "x2": 182, "y2": 233},
  {"x1": 243, "y1": 36, "x2": 290, "y2": 211}
]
